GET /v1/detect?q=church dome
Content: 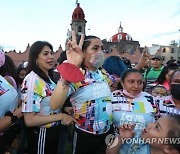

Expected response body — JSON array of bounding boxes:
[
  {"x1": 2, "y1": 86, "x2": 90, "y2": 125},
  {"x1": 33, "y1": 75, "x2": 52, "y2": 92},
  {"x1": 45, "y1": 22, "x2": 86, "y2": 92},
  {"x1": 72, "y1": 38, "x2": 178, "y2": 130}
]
[
  {"x1": 111, "y1": 32, "x2": 132, "y2": 42},
  {"x1": 72, "y1": 3, "x2": 85, "y2": 20},
  {"x1": 110, "y1": 23, "x2": 132, "y2": 42}
]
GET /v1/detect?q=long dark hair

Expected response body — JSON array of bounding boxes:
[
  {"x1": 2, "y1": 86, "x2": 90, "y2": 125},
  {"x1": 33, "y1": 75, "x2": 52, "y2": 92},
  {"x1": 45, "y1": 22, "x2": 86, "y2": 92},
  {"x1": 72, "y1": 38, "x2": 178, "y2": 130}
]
[
  {"x1": 27, "y1": 41, "x2": 54, "y2": 83},
  {"x1": 0, "y1": 55, "x2": 17, "y2": 81},
  {"x1": 16, "y1": 62, "x2": 27, "y2": 86},
  {"x1": 156, "y1": 63, "x2": 178, "y2": 84}
]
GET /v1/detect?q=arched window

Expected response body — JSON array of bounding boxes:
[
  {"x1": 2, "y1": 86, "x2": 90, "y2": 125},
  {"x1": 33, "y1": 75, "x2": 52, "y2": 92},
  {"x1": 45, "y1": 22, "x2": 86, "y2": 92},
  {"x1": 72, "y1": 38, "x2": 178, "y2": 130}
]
[
  {"x1": 78, "y1": 26, "x2": 82, "y2": 32},
  {"x1": 171, "y1": 48, "x2": 175, "y2": 53}
]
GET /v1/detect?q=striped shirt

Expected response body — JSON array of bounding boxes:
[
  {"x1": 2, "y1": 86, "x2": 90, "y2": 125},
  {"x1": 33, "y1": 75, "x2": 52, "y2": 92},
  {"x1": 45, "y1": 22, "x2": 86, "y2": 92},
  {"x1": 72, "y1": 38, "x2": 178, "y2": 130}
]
[
  {"x1": 156, "y1": 96, "x2": 180, "y2": 116},
  {"x1": 111, "y1": 90, "x2": 158, "y2": 132}
]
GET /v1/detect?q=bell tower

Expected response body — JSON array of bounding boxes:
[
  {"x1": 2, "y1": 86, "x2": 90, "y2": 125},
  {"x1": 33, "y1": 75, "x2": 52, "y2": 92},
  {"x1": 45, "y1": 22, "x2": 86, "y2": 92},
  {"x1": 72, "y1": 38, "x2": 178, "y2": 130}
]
[{"x1": 71, "y1": 2, "x2": 87, "y2": 36}]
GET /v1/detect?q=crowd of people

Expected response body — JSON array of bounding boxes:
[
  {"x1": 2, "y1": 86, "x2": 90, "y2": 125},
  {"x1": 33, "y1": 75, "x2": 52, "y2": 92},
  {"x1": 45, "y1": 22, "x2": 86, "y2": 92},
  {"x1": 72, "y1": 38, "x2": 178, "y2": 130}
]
[{"x1": 0, "y1": 31, "x2": 180, "y2": 154}]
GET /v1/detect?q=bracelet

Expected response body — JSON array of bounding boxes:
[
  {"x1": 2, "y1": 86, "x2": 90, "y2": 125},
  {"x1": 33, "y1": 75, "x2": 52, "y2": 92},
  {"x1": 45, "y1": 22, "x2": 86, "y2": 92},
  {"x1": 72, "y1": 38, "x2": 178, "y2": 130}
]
[{"x1": 5, "y1": 111, "x2": 18, "y2": 125}]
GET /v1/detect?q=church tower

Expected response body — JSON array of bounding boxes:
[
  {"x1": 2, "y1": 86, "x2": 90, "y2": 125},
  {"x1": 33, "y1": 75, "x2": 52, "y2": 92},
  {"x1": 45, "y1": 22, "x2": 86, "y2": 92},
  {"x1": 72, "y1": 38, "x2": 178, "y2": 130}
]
[{"x1": 71, "y1": 3, "x2": 87, "y2": 36}]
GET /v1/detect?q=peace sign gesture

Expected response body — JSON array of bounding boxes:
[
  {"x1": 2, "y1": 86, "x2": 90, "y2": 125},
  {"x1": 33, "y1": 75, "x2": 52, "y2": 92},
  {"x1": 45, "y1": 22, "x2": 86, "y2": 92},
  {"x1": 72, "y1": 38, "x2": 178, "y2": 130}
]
[{"x1": 66, "y1": 31, "x2": 85, "y2": 67}]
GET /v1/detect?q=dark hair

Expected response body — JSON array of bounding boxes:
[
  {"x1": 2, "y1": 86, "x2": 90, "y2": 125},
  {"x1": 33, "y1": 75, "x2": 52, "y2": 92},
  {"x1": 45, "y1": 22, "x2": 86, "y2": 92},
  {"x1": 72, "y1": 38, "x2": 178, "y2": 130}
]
[
  {"x1": 0, "y1": 55, "x2": 17, "y2": 81},
  {"x1": 166, "y1": 59, "x2": 177, "y2": 65},
  {"x1": 80, "y1": 35, "x2": 100, "y2": 69},
  {"x1": 121, "y1": 68, "x2": 142, "y2": 82},
  {"x1": 82, "y1": 35, "x2": 100, "y2": 51},
  {"x1": 156, "y1": 63, "x2": 178, "y2": 84},
  {"x1": 121, "y1": 57, "x2": 132, "y2": 68},
  {"x1": 27, "y1": 41, "x2": 54, "y2": 83},
  {"x1": 166, "y1": 115, "x2": 180, "y2": 152},
  {"x1": 57, "y1": 51, "x2": 67, "y2": 65},
  {"x1": 103, "y1": 56, "x2": 127, "y2": 77},
  {"x1": 16, "y1": 62, "x2": 27, "y2": 85},
  {"x1": 169, "y1": 68, "x2": 180, "y2": 84},
  {"x1": 54, "y1": 51, "x2": 68, "y2": 83}
]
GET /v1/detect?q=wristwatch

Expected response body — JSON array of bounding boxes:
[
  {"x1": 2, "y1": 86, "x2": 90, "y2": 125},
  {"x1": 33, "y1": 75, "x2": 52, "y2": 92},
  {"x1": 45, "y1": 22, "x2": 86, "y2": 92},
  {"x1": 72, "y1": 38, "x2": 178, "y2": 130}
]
[{"x1": 5, "y1": 111, "x2": 18, "y2": 124}]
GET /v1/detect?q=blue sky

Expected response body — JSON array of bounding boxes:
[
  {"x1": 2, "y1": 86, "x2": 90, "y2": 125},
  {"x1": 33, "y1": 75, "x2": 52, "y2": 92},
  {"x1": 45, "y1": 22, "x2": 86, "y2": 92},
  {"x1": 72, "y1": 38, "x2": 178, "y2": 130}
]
[{"x1": 0, "y1": 0, "x2": 179, "y2": 52}]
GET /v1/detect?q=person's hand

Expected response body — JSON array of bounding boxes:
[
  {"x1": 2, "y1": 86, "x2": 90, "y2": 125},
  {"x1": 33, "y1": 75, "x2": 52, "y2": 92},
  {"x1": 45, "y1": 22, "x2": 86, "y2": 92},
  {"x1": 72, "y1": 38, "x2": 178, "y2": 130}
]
[
  {"x1": 61, "y1": 113, "x2": 80, "y2": 126},
  {"x1": 66, "y1": 31, "x2": 85, "y2": 67},
  {"x1": 141, "y1": 46, "x2": 151, "y2": 65},
  {"x1": 13, "y1": 106, "x2": 23, "y2": 118},
  {"x1": 136, "y1": 46, "x2": 151, "y2": 69},
  {"x1": 119, "y1": 123, "x2": 135, "y2": 139}
]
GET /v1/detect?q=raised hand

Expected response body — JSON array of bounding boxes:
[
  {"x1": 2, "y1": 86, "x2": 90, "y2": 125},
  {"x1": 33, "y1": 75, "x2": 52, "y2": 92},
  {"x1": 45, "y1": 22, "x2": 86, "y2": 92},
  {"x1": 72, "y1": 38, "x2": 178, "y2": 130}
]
[
  {"x1": 135, "y1": 46, "x2": 152, "y2": 69},
  {"x1": 119, "y1": 123, "x2": 135, "y2": 139},
  {"x1": 66, "y1": 31, "x2": 85, "y2": 67},
  {"x1": 138, "y1": 46, "x2": 151, "y2": 68}
]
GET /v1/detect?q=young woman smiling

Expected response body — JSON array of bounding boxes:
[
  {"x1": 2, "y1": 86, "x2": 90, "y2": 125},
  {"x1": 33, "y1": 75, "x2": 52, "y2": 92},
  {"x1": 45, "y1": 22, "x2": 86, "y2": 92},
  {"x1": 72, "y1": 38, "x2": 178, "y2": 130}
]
[{"x1": 21, "y1": 41, "x2": 77, "y2": 154}]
